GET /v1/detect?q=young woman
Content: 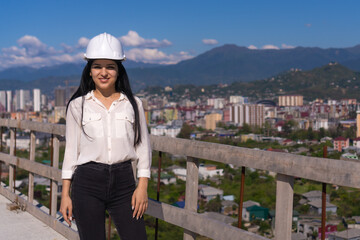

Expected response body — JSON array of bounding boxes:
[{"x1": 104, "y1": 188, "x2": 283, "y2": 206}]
[{"x1": 60, "y1": 33, "x2": 151, "y2": 240}]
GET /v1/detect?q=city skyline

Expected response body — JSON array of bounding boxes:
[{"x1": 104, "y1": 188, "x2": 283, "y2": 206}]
[{"x1": 1, "y1": 0, "x2": 360, "y2": 70}]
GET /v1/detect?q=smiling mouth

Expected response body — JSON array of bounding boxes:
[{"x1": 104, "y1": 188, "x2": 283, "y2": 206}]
[{"x1": 99, "y1": 78, "x2": 109, "y2": 82}]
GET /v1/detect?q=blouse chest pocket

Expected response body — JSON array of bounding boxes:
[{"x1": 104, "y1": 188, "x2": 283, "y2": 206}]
[
  {"x1": 115, "y1": 112, "x2": 134, "y2": 139},
  {"x1": 82, "y1": 112, "x2": 104, "y2": 138}
]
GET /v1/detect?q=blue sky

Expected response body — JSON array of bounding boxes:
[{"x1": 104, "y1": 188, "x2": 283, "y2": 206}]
[{"x1": 1, "y1": 0, "x2": 360, "y2": 70}]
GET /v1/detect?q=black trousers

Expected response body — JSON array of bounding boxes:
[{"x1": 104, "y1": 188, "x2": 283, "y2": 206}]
[{"x1": 71, "y1": 161, "x2": 147, "y2": 240}]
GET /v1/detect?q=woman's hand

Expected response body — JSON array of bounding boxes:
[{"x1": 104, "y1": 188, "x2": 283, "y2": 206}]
[
  {"x1": 131, "y1": 177, "x2": 148, "y2": 220},
  {"x1": 60, "y1": 179, "x2": 73, "y2": 227}
]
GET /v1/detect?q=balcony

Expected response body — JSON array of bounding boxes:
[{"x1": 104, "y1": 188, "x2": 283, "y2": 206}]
[{"x1": 0, "y1": 118, "x2": 359, "y2": 240}]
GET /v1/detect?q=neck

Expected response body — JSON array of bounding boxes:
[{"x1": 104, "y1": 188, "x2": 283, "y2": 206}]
[{"x1": 94, "y1": 88, "x2": 118, "y2": 99}]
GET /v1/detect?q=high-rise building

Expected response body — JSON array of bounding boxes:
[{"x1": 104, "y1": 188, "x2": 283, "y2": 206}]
[
  {"x1": 278, "y1": 95, "x2": 303, "y2": 107},
  {"x1": 0, "y1": 91, "x2": 6, "y2": 112},
  {"x1": 33, "y1": 89, "x2": 41, "y2": 112},
  {"x1": 6, "y1": 91, "x2": 12, "y2": 112},
  {"x1": 67, "y1": 86, "x2": 78, "y2": 102},
  {"x1": 15, "y1": 89, "x2": 24, "y2": 110},
  {"x1": 205, "y1": 112, "x2": 223, "y2": 130},
  {"x1": 15, "y1": 89, "x2": 31, "y2": 111},
  {"x1": 229, "y1": 104, "x2": 265, "y2": 127},
  {"x1": 208, "y1": 98, "x2": 225, "y2": 109},
  {"x1": 41, "y1": 94, "x2": 47, "y2": 108},
  {"x1": 55, "y1": 88, "x2": 66, "y2": 107},
  {"x1": 229, "y1": 96, "x2": 248, "y2": 104}
]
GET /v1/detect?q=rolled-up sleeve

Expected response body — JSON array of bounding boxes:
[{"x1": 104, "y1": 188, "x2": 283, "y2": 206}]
[
  {"x1": 62, "y1": 101, "x2": 81, "y2": 179},
  {"x1": 135, "y1": 98, "x2": 152, "y2": 178}
]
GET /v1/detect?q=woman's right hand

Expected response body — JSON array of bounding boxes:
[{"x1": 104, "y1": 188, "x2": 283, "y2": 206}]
[
  {"x1": 60, "y1": 179, "x2": 73, "y2": 227},
  {"x1": 60, "y1": 195, "x2": 73, "y2": 226}
]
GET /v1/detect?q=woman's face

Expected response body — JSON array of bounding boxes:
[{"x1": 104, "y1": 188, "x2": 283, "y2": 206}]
[{"x1": 90, "y1": 59, "x2": 118, "y2": 91}]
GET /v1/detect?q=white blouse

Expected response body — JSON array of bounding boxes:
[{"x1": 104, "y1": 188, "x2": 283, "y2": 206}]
[{"x1": 61, "y1": 90, "x2": 151, "y2": 179}]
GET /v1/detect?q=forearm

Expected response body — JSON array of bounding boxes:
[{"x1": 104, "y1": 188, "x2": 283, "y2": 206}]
[
  {"x1": 137, "y1": 177, "x2": 148, "y2": 190},
  {"x1": 61, "y1": 179, "x2": 71, "y2": 197}
]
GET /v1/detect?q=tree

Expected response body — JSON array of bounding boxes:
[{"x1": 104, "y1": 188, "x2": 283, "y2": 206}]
[
  {"x1": 349, "y1": 110, "x2": 357, "y2": 119},
  {"x1": 240, "y1": 123, "x2": 251, "y2": 134},
  {"x1": 307, "y1": 127, "x2": 314, "y2": 140},
  {"x1": 319, "y1": 128, "x2": 325, "y2": 139},
  {"x1": 205, "y1": 195, "x2": 222, "y2": 212},
  {"x1": 283, "y1": 120, "x2": 296, "y2": 135},
  {"x1": 177, "y1": 123, "x2": 193, "y2": 139},
  {"x1": 312, "y1": 230, "x2": 318, "y2": 240},
  {"x1": 58, "y1": 117, "x2": 66, "y2": 124}
]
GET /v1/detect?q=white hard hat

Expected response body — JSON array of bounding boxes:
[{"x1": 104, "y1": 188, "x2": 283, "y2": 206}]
[{"x1": 84, "y1": 32, "x2": 126, "y2": 61}]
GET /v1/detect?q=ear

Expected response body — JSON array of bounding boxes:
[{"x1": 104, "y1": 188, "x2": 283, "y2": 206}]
[{"x1": 90, "y1": 72, "x2": 92, "y2": 76}]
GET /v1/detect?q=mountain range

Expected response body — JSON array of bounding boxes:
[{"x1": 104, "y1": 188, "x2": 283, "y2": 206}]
[
  {"x1": 143, "y1": 63, "x2": 360, "y2": 101},
  {"x1": 1, "y1": 44, "x2": 360, "y2": 94}
]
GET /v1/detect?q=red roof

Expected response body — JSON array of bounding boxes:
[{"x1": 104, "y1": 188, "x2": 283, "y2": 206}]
[
  {"x1": 301, "y1": 112, "x2": 309, "y2": 118},
  {"x1": 267, "y1": 148, "x2": 286, "y2": 152},
  {"x1": 334, "y1": 136, "x2": 347, "y2": 141}
]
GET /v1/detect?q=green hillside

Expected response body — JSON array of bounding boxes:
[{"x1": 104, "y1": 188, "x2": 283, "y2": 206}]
[
  {"x1": 231, "y1": 63, "x2": 360, "y2": 100},
  {"x1": 143, "y1": 63, "x2": 360, "y2": 101}
]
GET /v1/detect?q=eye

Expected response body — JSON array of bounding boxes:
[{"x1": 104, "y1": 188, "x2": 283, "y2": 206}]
[
  {"x1": 107, "y1": 66, "x2": 115, "y2": 70},
  {"x1": 92, "y1": 65, "x2": 101, "y2": 69}
]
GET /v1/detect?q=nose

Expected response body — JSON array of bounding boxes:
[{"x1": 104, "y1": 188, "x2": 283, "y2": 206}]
[{"x1": 100, "y1": 67, "x2": 108, "y2": 76}]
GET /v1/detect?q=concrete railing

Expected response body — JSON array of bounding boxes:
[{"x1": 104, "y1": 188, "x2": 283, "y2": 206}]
[{"x1": 0, "y1": 119, "x2": 360, "y2": 240}]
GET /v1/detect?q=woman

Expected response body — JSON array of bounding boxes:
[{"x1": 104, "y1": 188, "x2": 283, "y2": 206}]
[{"x1": 60, "y1": 33, "x2": 151, "y2": 240}]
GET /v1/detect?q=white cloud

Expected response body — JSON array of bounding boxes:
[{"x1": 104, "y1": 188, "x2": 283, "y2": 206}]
[
  {"x1": 0, "y1": 35, "x2": 84, "y2": 70},
  {"x1": 77, "y1": 37, "x2": 89, "y2": 49},
  {"x1": 61, "y1": 43, "x2": 74, "y2": 53},
  {"x1": 281, "y1": 43, "x2": 295, "y2": 49},
  {"x1": 2, "y1": 46, "x2": 27, "y2": 56},
  {"x1": 0, "y1": 32, "x2": 190, "y2": 69},
  {"x1": 262, "y1": 44, "x2": 280, "y2": 50},
  {"x1": 17, "y1": 35, "x2": 58, "y2": 56},
  {"x1": 126, "y1": 48, "x2": 193, "y2": 64},
  {"x1": 202, "y1": 39, "x2": 218, "y2": 45},
  {"x1": 247, "y1": 45, "x2": 258, "y2": 50},
  {"x1": 120, "y1": 30, "x2": 172, "y2": 48}
]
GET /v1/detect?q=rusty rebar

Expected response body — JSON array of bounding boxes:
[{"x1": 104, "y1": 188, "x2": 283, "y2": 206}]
[
  {"x1": 0, "y1": 127, "x2": 2, "y2": 181},
  {"x1": 49, "y1": 134, "x2": 53, "y2": 215},
  {"x1": 238, "y1": 166, "x2": 245, "y2": 228},
  {"x1": 107, "y1": 215, "x2": 111, "y2": 240},
  {"x1": 155, "y1": 151, "x2": 162, "y2": 240},
  {"x1": 0, "y1": 126, "x2": 3, "y2": 152},
  {"x1": 13, "y1": 128, "x2": 16, "y2": 192},
  {"x1": 321, "y1": 145, "x2": 327, "y2": 240}
]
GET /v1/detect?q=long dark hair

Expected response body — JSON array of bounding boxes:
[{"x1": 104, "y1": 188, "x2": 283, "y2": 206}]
[{"x1": 66, "y1": 60, "x2": 141, "y2": 146}]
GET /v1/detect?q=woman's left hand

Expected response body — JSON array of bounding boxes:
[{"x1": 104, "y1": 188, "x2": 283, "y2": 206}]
[{"x1": 131, "y1": 177, "x2": 149, "y2": 220}]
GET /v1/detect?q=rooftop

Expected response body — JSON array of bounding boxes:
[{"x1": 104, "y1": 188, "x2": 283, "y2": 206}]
[{"x1": 0, "y1": 194, "x2": 66, "y2": 240}]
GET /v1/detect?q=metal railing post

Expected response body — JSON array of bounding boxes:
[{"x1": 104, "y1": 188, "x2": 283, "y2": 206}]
[
  {"x1": 183, "y1": 156, "x2": 199, "y2": 240},
  {"x1": 155, "y1": 151, "x2": 162, "y2": 240},
  {"x1": 238, "y1": 166, "x2": 246, "y2": 228}
]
